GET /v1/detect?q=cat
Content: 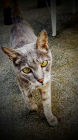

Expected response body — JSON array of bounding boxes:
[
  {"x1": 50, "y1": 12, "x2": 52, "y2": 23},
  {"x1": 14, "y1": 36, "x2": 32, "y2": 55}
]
[{"x1": 1, "y1": 3, "x2": 58, "y2": 126}]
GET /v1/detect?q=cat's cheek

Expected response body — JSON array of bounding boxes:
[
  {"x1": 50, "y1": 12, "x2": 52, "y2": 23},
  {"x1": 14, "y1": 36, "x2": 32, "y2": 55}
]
[
  {"x1": 46, "y1": 64, "x2": 51, "y2": 72},
  {"x1": 44, "y1": 74, "x2": 51, "y2": 84},
  {"x1": 19, "y1": 72, "x2": 32, "y2": 82}
]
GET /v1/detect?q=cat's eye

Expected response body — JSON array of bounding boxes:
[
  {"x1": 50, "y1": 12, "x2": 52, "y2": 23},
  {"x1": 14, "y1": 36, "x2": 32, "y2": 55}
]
[
  {"x1": 23, "y1": 67, "x2": 31, "y2": 73},
  {"x1": 41, "y1": 60, "x2": 48, "y2": 67}
]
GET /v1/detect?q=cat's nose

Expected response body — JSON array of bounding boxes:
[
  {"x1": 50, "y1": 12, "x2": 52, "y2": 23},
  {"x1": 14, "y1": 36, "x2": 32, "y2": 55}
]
[{"x1": 38, "y1": 78, "x2": 44, "y2": 83}]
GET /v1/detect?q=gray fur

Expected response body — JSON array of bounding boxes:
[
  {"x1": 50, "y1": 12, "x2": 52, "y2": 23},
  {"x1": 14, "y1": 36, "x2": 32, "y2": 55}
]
[
  {"x1": 10, "y1": 20, "x2": 37, "y2": 49},
  {"x1": 2, "y1": 19, "x2": 58, "y2": 126}
]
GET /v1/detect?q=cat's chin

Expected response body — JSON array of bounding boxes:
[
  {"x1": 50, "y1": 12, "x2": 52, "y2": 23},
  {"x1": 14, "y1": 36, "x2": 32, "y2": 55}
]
[
  {"x1": 29, "y1": 83, "x2": 43, "y2": 90},
  {"x1": 30, "y1": 84, "x2": 42, "y2": 90},
  {"x1": 35, "y1": 82, "x2": 49, "y2": 90}
]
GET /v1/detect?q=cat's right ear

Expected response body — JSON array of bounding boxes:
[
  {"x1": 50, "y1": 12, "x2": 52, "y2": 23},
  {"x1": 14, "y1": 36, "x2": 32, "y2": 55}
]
[
  {"x1": 36, "y1": 30, "x2": 49, "y2": 52},
  {"x1": 1, "y1": 47, "x2": 21, "y2": 61}
]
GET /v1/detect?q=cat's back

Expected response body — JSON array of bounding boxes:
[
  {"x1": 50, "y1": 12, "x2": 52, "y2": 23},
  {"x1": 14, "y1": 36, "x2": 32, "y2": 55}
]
[{"x1": 10, "y1": 20, "x2": 37, "y2": 49}]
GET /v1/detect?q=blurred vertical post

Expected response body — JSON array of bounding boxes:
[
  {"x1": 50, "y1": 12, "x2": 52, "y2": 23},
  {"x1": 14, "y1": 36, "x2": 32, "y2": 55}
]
[
  {"x1": 50, "y1": 0, "x2": 56, "y2": 36},
  {"x1": 72, "y1": 0, "x2": 76, "y2": 14}
]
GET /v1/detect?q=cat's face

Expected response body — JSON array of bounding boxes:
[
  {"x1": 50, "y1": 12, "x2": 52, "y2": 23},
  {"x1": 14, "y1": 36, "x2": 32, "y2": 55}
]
[
  {"x1": 15, "y1": 45, "x2": 52, "y2": 89},
  {"x1": 2, "y1": 30, "x2": 52, "y2": 89}
]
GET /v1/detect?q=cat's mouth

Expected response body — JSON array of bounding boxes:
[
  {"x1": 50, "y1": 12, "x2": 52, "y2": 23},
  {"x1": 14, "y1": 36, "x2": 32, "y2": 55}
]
[{"x1": 35, "y1": 82, "x2": 49, "y2": 89}]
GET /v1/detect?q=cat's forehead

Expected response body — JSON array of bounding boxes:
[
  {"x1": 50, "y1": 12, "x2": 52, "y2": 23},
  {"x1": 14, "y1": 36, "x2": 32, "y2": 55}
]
[
  {"x1": 16, "y1": 43, "x2": 36, "y2": 54},
  {"x1": 16, "y1": 43, "x2": 51, "y2": 63},
  {"x1": 26, "y1": 49, "x2": 50, "y2": 63}
]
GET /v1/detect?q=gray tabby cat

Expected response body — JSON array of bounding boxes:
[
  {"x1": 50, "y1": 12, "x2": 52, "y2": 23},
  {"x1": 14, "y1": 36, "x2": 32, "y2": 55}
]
[{"x1": 2, "y1": 19, "x2": 58, "y2": 126}]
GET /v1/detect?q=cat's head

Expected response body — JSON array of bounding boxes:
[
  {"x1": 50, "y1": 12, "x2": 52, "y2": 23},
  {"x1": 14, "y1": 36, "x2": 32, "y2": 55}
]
[{"x1": 2, "y1": 30, "x2": 52, "y2": 89}]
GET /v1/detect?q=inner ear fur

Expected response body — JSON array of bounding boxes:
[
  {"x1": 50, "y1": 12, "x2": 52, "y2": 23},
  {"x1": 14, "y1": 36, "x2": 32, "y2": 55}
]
[
  {"x1": 1, "y1": 47, "x2": 21, "y2": 61},
  {"x1": 36, "y1": 30, "x2": 49, "y2": 51}
]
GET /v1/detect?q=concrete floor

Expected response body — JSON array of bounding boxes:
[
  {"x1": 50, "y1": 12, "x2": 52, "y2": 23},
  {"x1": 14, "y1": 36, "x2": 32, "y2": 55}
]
[{"x1": 0, "y1": 1, "x2": 78, "y2": 140}]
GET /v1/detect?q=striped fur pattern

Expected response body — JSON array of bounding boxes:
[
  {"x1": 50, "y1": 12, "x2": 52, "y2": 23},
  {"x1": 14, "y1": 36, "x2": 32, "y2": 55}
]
[{"x1": 2, "y1": 19, "x2": 57, "y2": 126}]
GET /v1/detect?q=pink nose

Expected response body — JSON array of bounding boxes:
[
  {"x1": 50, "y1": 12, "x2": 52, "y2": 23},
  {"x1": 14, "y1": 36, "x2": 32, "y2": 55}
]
[{"x1": 38, "y1": 78, "x2": 44, "y2": 83}]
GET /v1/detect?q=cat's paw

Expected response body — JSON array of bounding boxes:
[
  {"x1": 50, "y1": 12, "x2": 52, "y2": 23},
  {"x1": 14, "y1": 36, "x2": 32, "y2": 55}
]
[
  {"x1": 31, "y1": 104, "x2": 38, "y2": 112},
  {"x1": 48, "y1": 116, "x2": 58, "y2": 127}
]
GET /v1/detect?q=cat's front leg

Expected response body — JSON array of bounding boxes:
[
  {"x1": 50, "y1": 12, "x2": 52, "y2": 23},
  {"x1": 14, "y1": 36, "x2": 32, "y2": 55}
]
[
  {"x1": 39, "y1": 82, "x2": 58, "y2": 126},
  {"x1": 21, "y1": 88, "x2": 38, "y2": 111},
  {"x1": 17, "y1": 79, "x2": 38, "y2": 112}
]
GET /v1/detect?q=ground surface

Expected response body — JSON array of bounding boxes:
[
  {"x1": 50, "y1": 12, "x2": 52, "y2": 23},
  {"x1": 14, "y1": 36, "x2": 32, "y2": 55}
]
[{"x1": 0, "y1": 0, "x2": 78, "y2": 140}]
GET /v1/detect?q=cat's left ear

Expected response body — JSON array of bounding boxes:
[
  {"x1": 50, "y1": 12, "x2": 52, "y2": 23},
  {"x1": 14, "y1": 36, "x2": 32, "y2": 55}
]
[
  {"x1": 1, "y1": 47, "x2": 21, "y2": 61},
  {"x1": 36, "y1": 30, "x2": 49, "y2": 52}
]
